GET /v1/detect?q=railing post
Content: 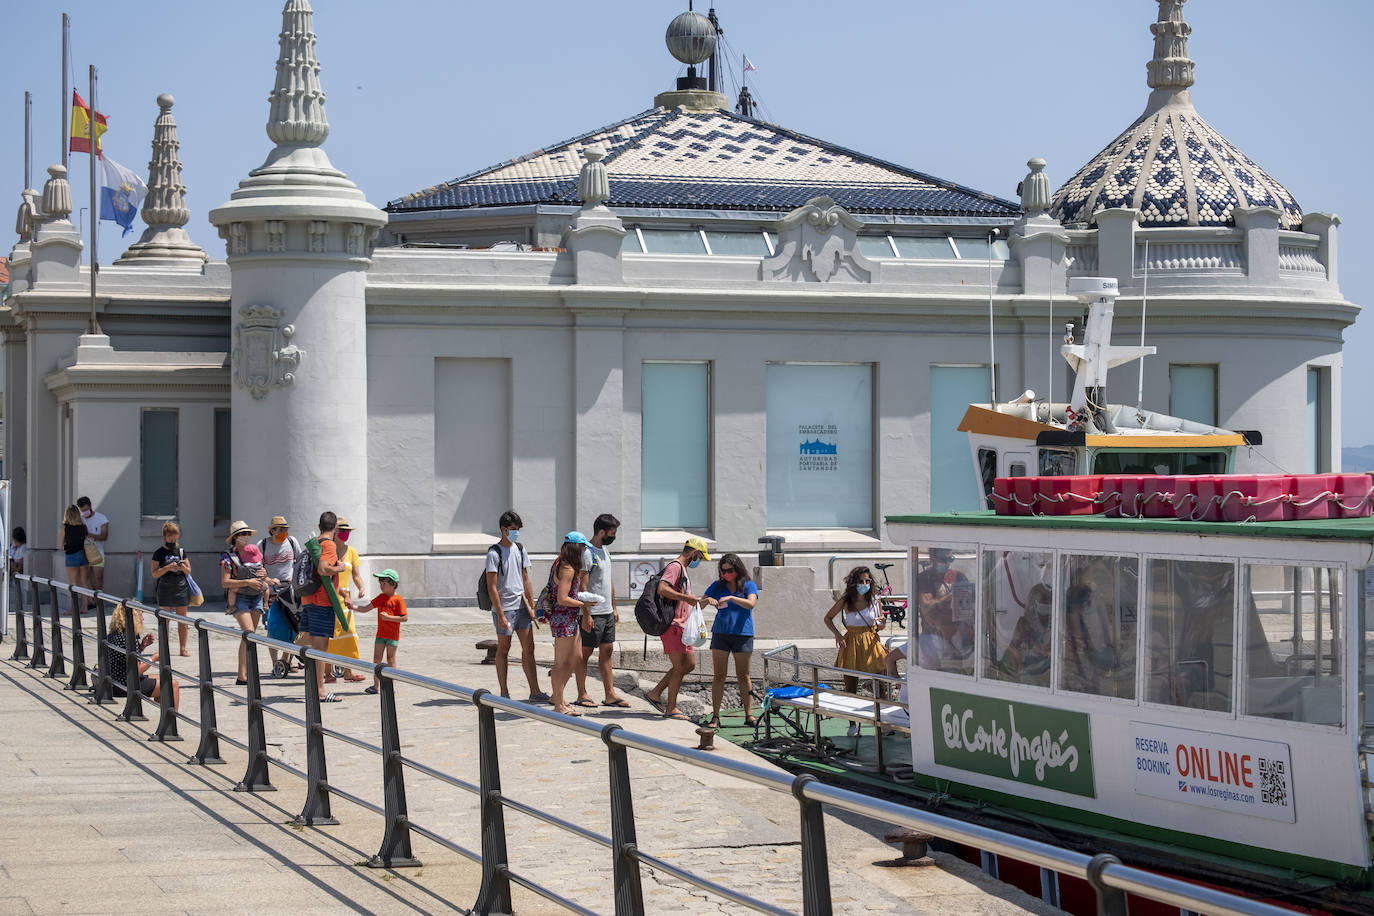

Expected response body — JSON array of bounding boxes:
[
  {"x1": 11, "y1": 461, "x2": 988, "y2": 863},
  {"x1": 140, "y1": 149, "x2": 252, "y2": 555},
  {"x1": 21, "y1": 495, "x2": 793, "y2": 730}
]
[
  {"x1": 150, "y1": 610, "x2": 181, "y2": 742},
  {"x1": 66, "y1": 586, "x2": 88, "y2": 691},
  {"x1": 472, "y1": 688, "x2": 511, "y2": 912},
  {"x1": 369, "y1": 665, "x2": 420, "y2": 868},
  {"x1": 792, "y1": 774, "x2": 833, "y2": 916},
  {"x1": 294, "y1": 645, "x2": 337, "y2": 825},
  {"x1": 117, "y1": 603, "x2": 147, "y2": 722},
  {"x1": 28, "y1": 578, "x2": 46, "y2": 670},
  {"x1": 190, "y1": 619, "x2": 224, "y2": 765},
  {"x1": 91, "y1": 595, "x2": 113, "y2": 705},
  {"x1": 1086, "y1": 853, "x2": 1129, "y2": 916},
  {"x1": 234, "y1": 632, "x2": 274, "y2": 792},
  {"x1": 9, "y1": 577, "x2": 28, "y2": 660},
  {"x1": 602, "y1": 723, "x2": 644, "y2": 916},
  {"x1": 46, "y1": 583, "x2": 68, "y2": 679}
]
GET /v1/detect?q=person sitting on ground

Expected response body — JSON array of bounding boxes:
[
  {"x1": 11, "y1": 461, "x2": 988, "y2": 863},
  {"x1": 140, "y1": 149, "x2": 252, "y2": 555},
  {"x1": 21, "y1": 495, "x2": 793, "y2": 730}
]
[
  {"x1": 644, "y1": 536, "x2": 713, "y2": 722},
  {"x1": 105, "y1": 602, "x2": 180, "y2": 711},
  {"x1": 701, "y1": 553, "x2": 759, "y2": 729},
  {"x1": 360, "y1": 569, "x2": 408, "y2": 695}
]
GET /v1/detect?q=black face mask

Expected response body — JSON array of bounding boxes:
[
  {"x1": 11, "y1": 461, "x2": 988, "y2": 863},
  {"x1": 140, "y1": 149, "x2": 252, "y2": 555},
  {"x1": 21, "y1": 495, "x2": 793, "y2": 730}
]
[
  {"x1": 164, "y1": 541, "x2": 177, "y2": 550},
  {"x1": 601, "y1": 535, "x2": 616, "y2": 546}
]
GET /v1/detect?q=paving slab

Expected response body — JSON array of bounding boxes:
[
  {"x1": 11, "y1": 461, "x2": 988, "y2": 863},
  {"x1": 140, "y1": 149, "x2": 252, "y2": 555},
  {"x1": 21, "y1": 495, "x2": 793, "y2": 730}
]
[{"x1": 0, "y1": 609, "x2": 1055, "y2": 915}]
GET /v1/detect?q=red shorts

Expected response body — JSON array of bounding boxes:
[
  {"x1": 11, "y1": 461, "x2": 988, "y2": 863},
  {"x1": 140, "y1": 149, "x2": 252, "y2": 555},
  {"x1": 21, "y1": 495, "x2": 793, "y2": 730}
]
[{"x1": 660, "y1": 623, "x2": 691, "y2": 655}]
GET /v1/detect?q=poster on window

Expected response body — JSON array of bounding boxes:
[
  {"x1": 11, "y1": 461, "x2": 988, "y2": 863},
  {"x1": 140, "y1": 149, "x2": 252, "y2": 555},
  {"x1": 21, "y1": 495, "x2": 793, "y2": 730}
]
[{"x1": 766, "y1": 365, "x2": 872, "y2": 527}]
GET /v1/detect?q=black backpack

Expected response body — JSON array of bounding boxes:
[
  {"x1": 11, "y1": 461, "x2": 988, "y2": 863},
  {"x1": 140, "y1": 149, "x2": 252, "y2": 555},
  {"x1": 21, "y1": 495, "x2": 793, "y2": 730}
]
[
  {"x1": 290, "y1": 537, "x2": 324, "y2": 602},
  {"x1": 476, "y1": 542, "x2": 525, "y2": 610},
  {"x1": 634, "y1": 561, "x2": 682, "y2": 637}
]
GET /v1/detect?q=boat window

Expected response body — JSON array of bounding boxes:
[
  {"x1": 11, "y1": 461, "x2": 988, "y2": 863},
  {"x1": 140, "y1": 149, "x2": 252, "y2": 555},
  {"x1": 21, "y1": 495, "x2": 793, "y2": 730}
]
[
  {"x1": 977, "y1": 448, "x2": 997, "y2": 508},
  {"x1": 1038, "y1": 449, "x2": 1076, "y2": 477},
  {"x1": 1090, "y1": 450, "x2": 1228, "y2": 476},
  {"x1": 983, "y1": 550, "x2": 1054, "y2": 688},
  {"x1": 1146, "y1": 559, "x2": 1235, "y2": 712},
  {"x1": 1244, "y1": 564, "x2": 1343, "y2": 727},
  {"x1": 914, "y1": 546, "x2": 976, "y2": 675},
  {"x1": 1059, "y1": 554, "x2": 1138, "y2": 699},
  {"x1": 1008, "y1": 462, "x2": 1027, "y2": 477}
]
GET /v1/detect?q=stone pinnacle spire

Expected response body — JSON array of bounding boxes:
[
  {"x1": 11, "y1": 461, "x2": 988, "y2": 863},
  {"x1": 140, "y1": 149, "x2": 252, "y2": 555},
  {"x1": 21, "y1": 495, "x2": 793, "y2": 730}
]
[
  {"x1": 266, "y1": 0, "x2": 329, "y2": 147},
  {"x1": 118, "y1": 94, "x2": 208, "y2": 265},
  {"x1": 1145, "y1": 0, "x2": 1195, "y2": 111}
]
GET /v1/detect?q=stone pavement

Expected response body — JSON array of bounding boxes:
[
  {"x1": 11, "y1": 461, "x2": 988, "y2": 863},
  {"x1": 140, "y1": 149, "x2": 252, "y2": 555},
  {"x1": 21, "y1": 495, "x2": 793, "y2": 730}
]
[{"x1": 0, "y1": 605, "x2": 1057, "y2": 915}]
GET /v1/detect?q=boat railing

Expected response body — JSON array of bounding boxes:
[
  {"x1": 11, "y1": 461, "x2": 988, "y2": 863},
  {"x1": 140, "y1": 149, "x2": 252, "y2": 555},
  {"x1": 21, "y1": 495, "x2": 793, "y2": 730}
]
[{"x1": 6, "y1": 573, "x2": 1304, "y2": 916}]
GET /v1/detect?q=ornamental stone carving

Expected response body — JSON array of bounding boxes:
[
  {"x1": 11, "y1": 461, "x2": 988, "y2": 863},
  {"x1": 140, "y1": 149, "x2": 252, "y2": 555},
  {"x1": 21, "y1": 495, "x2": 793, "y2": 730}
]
[
  {"x1": 577, "y1": 147, "x2": 610, "y2": 209},
  {"x1": 228, "y1": 222, "x2": 248, "y2": 255},
  {"x1": 232, "y1": 305, "x2": 303, "y2": 399},
  {"x1": 309, "y1": 220, "x2": 328, "y2": 253},
  {"x1": 265, "y1": 220, "x2": 287, "y2": 252},
  {"x1": 761, "y1": 196, "x2": 879, "y2": 283}
]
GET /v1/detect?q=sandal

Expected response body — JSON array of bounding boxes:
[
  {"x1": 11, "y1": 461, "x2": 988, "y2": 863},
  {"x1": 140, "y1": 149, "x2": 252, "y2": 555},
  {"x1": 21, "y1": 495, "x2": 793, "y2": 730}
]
[
  {"x1": 664, "y1": 711, "x2": 690, "y2": 721},
  {"x1": 364, "y1": 685, "x2": 378, "y2": 695},
  {"x1": 343, "y1": 674, "x2": 367, "y2": 682},
  {"x1": 572, "y1": 698, "x2": 598, "y2": 708},
  {"x1": 744, "y1": 716, "x2": 759, "y2": 727},
  {"x1": 601, "y1": 698, "x2": 632, "y2": 708},
  {"x1": 319, "y1": 693, "x2": 343, "y2": 703},
  {"x1": 645, "y1": 696, "x2": 666, "y2": 714},
  {"x1": 556, "y1": 706, "x2": 582, "y2": 717},
  {"x1": 235, "y1": 678, "x2": 248, "y2": 686}
]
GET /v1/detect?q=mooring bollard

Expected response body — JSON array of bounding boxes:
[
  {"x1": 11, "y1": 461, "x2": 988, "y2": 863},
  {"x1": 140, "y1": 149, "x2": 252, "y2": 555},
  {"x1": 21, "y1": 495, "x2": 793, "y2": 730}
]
[
  {"x1": 369, "y1": 667, "x2": 420, "y2": 868},
  {"x1": 294, "y1": 646, "x2": 337, "y2": 825},
  {"x1": 151, "y1": 610, "x2": 181, "y2": 742},
  {"x1": 189, "y1": 619, "x2": 224, "y2": 765}
]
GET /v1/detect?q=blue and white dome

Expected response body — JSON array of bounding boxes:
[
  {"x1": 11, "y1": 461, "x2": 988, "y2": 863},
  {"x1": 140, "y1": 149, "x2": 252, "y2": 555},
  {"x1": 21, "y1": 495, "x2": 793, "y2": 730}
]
[{"x1": 1051, "y1": 0, "x2": 1302, "y2": 230}]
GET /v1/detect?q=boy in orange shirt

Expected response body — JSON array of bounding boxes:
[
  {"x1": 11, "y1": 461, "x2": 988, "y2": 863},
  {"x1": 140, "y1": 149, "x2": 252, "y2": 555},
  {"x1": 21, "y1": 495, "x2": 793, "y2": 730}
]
[{"x1": 361, "y1": 569, "x2": 407, "y2": 695}]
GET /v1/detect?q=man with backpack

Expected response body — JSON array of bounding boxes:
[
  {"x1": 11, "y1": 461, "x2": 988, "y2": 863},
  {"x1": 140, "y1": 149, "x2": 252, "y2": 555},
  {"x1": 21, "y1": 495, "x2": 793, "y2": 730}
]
[
  {"x1": 300, "y1": 511, "x2": 349, "y2": 703},
  {"x1": 259, "y1": 515, "x2": 302, "y2": 678},
  {"x1": 482, "y1": 509, "x2": 545, "y2": 701}
]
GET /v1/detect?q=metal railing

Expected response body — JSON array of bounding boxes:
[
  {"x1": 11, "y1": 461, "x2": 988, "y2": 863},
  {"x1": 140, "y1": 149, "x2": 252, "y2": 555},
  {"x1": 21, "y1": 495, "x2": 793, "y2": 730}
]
[{"x1": 5, "y1": 571, "x2": 1304, "y2": 916}]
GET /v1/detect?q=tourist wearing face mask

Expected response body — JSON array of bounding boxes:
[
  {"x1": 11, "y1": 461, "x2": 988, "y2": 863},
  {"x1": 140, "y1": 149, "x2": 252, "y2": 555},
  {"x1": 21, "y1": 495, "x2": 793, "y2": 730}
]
[
  {"x1": 572, "y1": 513, "x2": 628, "y2": 708},
  {"x1": 644, "y1": 536, "x2": 713, "y2": 721},
  {"x1": 221, "y1": 520, "x2": 269, "y2": 684},
  {"x1": 824, "y1": 565, "x2": 888, "y2": 707},
  {"x1": 258, "y1": 515, "x2": 303, "y2": 677},
  {"x1": 151, "y1": 520, "x2": 192, "y2": 657},
  {"x1": 323, "y1": 517, "x2": 368, "y2": 684},
  {"x1": 701, "y1": 553, "x2": 760, "y2": 729}
]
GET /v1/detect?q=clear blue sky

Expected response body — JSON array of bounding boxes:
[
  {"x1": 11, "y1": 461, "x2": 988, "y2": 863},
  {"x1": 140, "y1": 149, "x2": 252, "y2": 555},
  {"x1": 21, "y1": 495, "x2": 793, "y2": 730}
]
[{"x1": 5, "y1": 1, "x2": 1371, "y2": 443}]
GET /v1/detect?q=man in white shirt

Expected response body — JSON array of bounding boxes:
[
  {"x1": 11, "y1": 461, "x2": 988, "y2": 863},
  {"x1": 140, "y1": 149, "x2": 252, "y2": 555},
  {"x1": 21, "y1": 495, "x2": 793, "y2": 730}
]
[
  {"x1": 573, "y1": 513, "x2": 628, "y2": 708},
  {"x1": 77, "y1": 497, "x2": 110, "y2": 590},
  {"x1": 484, "y1": 509, "x2": 545, "y2": 701}
]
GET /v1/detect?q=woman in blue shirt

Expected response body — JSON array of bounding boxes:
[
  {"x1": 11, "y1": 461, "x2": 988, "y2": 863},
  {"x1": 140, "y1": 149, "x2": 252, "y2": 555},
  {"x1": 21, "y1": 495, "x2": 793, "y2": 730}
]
[{"x1": 702, "y1": 553, "x2": 759, "y2": 729}]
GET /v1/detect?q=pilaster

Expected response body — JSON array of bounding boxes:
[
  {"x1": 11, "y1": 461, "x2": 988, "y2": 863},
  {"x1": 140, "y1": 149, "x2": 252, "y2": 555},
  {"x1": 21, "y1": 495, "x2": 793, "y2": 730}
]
[
  {"x1": 1235, "y1": 205, "x2": 1281, "y2": 285},
  {"x1": 1094, "y1": 208, "x2": 1139, "y2": 286}
]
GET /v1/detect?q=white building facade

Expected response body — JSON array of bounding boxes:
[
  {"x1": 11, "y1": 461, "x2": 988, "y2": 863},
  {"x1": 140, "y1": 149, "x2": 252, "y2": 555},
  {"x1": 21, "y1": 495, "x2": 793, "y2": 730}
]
[{"x1": 0, "y1": 1, "x2": 1356, "y2": 607}]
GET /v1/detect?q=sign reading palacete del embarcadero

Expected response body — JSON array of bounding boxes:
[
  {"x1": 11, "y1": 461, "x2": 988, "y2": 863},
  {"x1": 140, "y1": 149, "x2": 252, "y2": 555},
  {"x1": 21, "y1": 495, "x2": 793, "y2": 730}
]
[{"x1": 930, "y1": 688, "x2": 1095, "y2": 797}]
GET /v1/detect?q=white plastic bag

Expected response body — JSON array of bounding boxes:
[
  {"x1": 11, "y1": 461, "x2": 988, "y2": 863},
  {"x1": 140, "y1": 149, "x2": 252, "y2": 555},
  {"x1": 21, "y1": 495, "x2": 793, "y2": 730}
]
[{"x1": 682, "y1": 604, "x2": 708, "y2": 648}]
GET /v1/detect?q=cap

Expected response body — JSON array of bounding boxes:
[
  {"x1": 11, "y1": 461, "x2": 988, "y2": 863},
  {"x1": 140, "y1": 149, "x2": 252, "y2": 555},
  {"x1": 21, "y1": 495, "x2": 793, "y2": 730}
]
[
  {"x1": 684, "y1": 535, "x2": 711, "y2": 561},
  {"x1": 225, "y1": 521, "x2": 256, "y2": 545},
  {"x1": 337, "y1": 517, "x2": 354, "y2": 531},
  {"x1": 373, "y1": 569, "x2": 400, "y2": 584},
  {"x1": 564, "y1": 531, "x2": 591, "y2": 547},
  {"x1": 269, "y1": 515, "x2": 289, "y2": 529}
]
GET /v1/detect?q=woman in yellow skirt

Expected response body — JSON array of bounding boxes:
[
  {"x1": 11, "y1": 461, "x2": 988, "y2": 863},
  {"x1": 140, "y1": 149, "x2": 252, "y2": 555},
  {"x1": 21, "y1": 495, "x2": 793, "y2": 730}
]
[
  {"x1": 824, "y1": 566, "x2": 888, "y2": 699},
  {"x1": 325, "y1": 517, "x2": 368, "y2": 683}
]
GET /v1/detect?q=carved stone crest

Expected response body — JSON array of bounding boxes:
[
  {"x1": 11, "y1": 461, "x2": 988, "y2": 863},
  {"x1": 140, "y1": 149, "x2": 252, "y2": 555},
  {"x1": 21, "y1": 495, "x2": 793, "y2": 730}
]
[
  {"x1": 761, "y1": 196, "x2": 879, "y2": 283},
  {"x1": 232, "y1": 305, "x2": 303, "y2": 399}
]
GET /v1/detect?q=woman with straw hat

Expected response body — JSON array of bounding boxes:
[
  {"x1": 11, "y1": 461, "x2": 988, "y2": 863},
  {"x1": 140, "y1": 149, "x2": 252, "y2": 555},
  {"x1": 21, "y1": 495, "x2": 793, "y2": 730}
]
[{"x1": 221, "y1": 519, "x2": 268, "y2": 685}]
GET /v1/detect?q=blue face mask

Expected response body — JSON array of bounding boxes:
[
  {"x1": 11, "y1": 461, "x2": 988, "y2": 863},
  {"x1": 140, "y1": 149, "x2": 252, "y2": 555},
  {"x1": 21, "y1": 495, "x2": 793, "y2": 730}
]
[
  {"x1": 688, "y1": 558, "x2": 700, "y2": 568},
  {"x1": 857, "y1": 583, "x2": 871, "y2": 595},
  {"x1": 508, "y1": 529, "x2": 520, "y2": 542}
]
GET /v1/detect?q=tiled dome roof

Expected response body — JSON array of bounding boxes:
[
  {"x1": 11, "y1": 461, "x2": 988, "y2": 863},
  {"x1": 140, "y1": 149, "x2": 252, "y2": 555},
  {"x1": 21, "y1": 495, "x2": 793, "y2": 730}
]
[
  {"x1": 1050, "y1": 0, "x2": 1302, "y2": 230},
  {"x1": 388, "y1": 107, "x2": 1018, "y2": 218}
]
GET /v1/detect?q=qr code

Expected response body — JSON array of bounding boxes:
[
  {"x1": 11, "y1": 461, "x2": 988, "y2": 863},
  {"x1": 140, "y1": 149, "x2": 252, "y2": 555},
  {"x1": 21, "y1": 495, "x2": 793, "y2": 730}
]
[{"x1": 1258, "y1": 757, "x2": 1288, "y2": 806}]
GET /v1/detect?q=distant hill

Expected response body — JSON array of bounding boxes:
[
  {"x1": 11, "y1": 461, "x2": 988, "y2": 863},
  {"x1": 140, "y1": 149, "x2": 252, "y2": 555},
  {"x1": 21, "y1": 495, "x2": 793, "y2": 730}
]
[{"x1": 1343, "y1": 445, "x2": 1374, "y2": 472}]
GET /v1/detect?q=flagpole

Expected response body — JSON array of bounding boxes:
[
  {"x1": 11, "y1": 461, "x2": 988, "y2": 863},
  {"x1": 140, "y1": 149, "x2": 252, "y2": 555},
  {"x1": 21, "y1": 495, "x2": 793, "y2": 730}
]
[
  {"x1": 87, "y1": 64, "x2": 100, "y2": 336},
  {"x1": 24, "y1": 91, "x2": 32, "y2": 190},
  {"x1": 60, "y1": 13, "x2": 70, "y2": 169}
]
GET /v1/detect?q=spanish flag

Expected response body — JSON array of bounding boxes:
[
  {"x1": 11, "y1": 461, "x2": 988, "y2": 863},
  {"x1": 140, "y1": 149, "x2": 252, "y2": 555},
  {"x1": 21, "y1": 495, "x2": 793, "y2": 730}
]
[{"x1": 70, "y1": 91, "x2": 107, "y2": 157}]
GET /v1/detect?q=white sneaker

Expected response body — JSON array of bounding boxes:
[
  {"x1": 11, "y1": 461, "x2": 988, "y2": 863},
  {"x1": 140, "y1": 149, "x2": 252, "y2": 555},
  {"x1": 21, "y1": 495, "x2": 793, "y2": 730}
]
[{"x1": 847, "y1": 723, "x2": 860, "y2": 737}]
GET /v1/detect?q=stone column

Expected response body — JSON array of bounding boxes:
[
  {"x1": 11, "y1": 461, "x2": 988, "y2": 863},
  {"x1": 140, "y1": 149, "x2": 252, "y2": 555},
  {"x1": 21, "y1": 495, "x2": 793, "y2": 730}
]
[
  {"x1": 1235, "y1": 205, "x2": 1281, "y2": 286},
  {"x1": 209, "y1": 0, "x2": 385, "y2": 547},
  {"x1": 570, "y1": 309, "x2": 626, "y2": 532},
  {"x1": 1301, "y1": 212, "x2": 1339, "y2": 284},
  {"x1": 1094, "y1": 208, "x2": 1139, "y2": 287}
]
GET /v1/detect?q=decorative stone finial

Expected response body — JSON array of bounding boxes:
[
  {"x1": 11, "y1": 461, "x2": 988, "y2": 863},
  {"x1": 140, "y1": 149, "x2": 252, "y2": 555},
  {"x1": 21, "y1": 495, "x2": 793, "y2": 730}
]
[
  {"x1": 1019, "y1": 157, "x2": 1052, "y2": 215},
  {"x1": 118, "y1": 93, "x2": 208, "y2": 264},
  {"x1": 1146, "y1": 0, "x2": 1194, "y2": 94},
  {"x1": 265, "y1": 0, "x2": 330, "y2": 147},
  {"x1": 577, "y1": 148, "x2": 610, "y2": 209},
  {"x1": 14, "y1": 188, "x2": 41, "y2": 241},
  {"x1": 41, "y1": 165, "x2": 72, "y2": 220}
]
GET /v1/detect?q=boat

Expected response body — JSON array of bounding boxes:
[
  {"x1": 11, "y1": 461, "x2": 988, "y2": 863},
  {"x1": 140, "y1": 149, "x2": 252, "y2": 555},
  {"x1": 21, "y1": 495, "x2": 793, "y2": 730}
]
[{"x1": 959, "y1": 277, "x2": 1261, "y2": 502}]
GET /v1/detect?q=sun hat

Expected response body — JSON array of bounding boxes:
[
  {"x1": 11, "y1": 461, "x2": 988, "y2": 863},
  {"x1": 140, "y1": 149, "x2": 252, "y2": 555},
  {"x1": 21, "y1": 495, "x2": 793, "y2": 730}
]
[
  {"x1": 269, "y1": 515, "x2": 289, "y2": 529},
  {"x1": 337, "y1": 517, "x2": 354, "y2": 531},
  {"x1": 225, "y1": 520, "x2": 256, "y2": 545},
  {"x1": 563, "y1": 531, "x2": 591, "y2": 546},
  {"x1": 373, "y1": 569, "x2": 400, "y2": 584},
  {"x1": 684, "y1": 535, "x2": 712, "y2": 561}
]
